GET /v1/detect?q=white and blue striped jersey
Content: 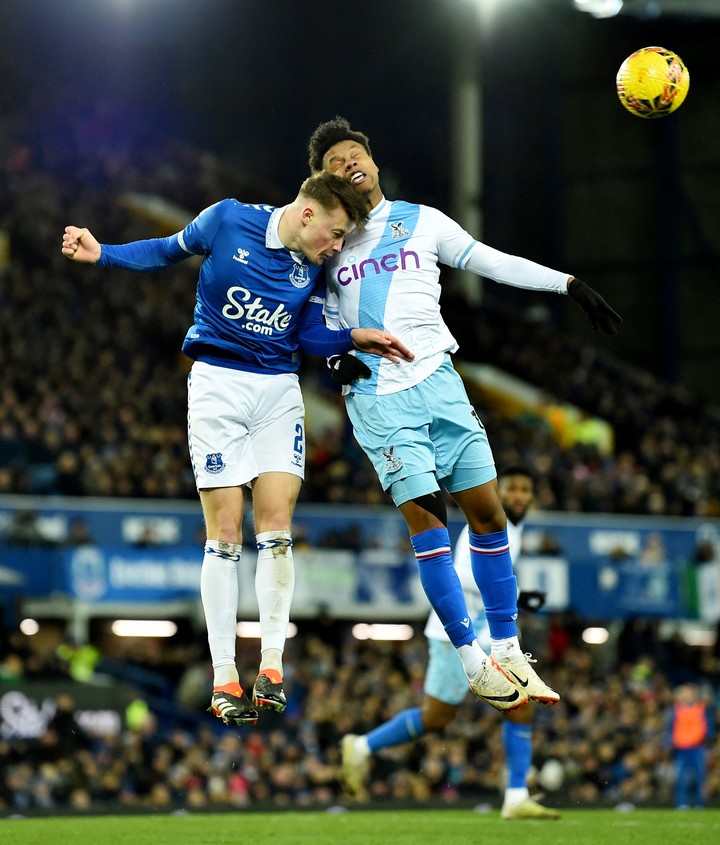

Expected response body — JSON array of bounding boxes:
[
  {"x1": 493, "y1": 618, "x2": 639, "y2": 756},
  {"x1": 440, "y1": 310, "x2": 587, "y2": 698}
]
[
  {"x1": 323, "y1": 197, "x2": 569, "y2": 395},
  {"x1": 98, "y1": 200, "x2": 353, "y2": 374},
  {"x1": 424, "y1": 519, "x2": 523, "y2": 642}
]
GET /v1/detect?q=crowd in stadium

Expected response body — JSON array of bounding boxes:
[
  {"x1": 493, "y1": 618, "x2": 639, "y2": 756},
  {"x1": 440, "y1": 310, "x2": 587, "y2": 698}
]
[
  {"x1": 1, "y1": 101, "x2": 720, "y2": 516},
  {"x1": 1, "y1": 100, "x2": 720, "y2": 814},
  {"x1": 0, "y1": 615, "x2": 718, "y2": 813}
]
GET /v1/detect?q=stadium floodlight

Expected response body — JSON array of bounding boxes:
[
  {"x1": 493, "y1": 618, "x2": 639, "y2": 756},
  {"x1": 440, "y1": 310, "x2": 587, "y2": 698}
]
[
  {"x1": 352, "y1": 623, "x2": 414, "y2": 642},
  {"x1": 236, "y1": 621, "x2": 297, "y2": 639},
  {"x1": 111, "y1": 619, "x2": 177, "y2": 638},
  {"x1": 581, "y1": 626, "x2": 609, "y2": 645},
  {"x1": 680, "y1": 625, "x2": 715, "y2": 647},
  {"x1": 573, "y1": 0, "x2": 624, "y2": 16},
  {"x1": 19, "y1": 618, "x2": 39, "y2": 636},
  {"x1": 575, "y1": 0, "x2": 720, "y2": 18}
]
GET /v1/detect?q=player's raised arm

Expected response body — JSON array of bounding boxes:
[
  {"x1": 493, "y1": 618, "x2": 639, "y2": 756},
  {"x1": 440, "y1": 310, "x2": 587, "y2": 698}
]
[{"x1": 61, "y1": 226, "x2": 102, "y2": 264}]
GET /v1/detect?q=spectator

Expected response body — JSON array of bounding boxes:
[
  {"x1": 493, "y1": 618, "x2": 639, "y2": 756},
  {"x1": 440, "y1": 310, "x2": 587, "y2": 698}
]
[
  {"x1": 665, "y1": 683, "x2": 715, "y2": 809},
  {"x1": 63, "y1": 517, "x2": 95, "y2": 547},
  {"x1": 0, "y1": 630, "x2": 718, "y2": 812},
  {"x1": 0, "y1": 103, "x2": 719, "y2": 515}
]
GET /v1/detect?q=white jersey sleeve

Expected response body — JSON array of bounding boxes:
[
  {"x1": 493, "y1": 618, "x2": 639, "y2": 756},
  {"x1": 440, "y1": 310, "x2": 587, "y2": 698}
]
[{"x1": 423, "y1": 520, "x2": 524, "y2": 642}]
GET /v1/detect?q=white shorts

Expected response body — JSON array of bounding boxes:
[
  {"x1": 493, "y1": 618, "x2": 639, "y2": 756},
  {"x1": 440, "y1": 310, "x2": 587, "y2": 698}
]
[{"x1": 187, "y1": 361, "x2": 305, "y2": 490}]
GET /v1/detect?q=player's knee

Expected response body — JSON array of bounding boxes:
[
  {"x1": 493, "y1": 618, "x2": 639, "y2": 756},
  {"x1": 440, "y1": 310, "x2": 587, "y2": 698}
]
[
  {"x1": 421, "y1": 704, "x2": 455, "y2": 732},
  {"x1": 467, "y1": 502, "x2": 505, "y2": 534},
  {"x1": 412, "y1": 491, "x2": 448, "y2": 526}
]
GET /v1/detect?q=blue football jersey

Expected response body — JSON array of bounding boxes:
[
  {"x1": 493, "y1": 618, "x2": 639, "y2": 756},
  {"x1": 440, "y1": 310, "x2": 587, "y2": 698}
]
[{"x1": 99, "y1": 200, "x2": 352, "y2": 374}]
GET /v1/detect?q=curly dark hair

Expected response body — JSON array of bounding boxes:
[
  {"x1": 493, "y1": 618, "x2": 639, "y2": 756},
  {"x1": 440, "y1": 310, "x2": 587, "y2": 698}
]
[
  {"x1": 298, "y1": 172, "x2": 369, "y2": 229},
  {"x1": 498, "y1": 464, "x2": 536, "y2": 486},
  {"x1": 307, "y1": 116, "x2": 372, "y2": 173}
]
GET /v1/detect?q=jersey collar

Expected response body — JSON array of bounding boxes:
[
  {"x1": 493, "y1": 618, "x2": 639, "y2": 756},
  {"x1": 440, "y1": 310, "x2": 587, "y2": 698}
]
[
  {"x1": 368, "y1": 196, "x2": 388, "y2": 219},
  {"x1": 266, "y1": 205, "x2": 305, "y2": 264}
]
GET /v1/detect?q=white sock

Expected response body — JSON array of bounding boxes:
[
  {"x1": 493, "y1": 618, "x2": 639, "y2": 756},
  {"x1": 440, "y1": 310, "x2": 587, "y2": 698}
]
[
  {"x1": 491, "y1": 636, "x2": 522, "y2": 661},
  {"x1": 260, "y1": 648, "x2": 283, "y2": 676},
  {"x1": 255, "y1": 530, "x2": 295, "y2": 675},
  {"x1": 503, "y1": 786, "x2": 530, "y2": 808},
  {"x1": 457, "y1": 639, "x2": 489, "y2": 678},
  {"x1": 201, "y1": 540, "x2": 241, "y2": 687},
  {"x1": 355, "y1": 735, "x2": 371, "y2": 758}
]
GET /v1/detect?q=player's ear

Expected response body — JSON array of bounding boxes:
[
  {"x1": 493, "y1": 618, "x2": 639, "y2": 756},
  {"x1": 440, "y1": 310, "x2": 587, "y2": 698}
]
[{"x1": 301, "y1": 206, "x2": 315, "y2": 226}]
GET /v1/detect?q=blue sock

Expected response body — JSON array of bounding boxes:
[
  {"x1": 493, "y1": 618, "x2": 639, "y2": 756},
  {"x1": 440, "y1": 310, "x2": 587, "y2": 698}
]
[
  {"x1": 469, "y1": 529, "x2": 518, "y2": 639},
  {"x1": 412, "y1": 527, "x2": 475, "y2": 647},
  {"x1": 503, "y1": 720, "x2": 533, "y2": 789},
  {"x1": 367, "y1": 707, "x2": 425, "y2": 753}
]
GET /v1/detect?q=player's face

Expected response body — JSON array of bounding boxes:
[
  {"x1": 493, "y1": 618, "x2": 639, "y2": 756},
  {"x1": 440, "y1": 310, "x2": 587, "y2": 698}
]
[
  {"x1": 299, "y1": 204, "x2": 351, "y2": 265},
  {"x1": 322, "y1": 140, "x2": 381, "y2": 209},
  {"x1": 499, "y1": 474, "x2": 534, "y2": 524}
]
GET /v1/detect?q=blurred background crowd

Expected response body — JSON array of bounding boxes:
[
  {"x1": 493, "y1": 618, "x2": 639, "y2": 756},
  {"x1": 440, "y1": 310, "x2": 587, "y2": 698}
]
[
  {"x1": 0, "y1": 611, "x2": 718, "y2": 813},
  {"x1": 1, "y1": 36, "x2": 719, "y2": 815},
  {"x1": 1, "y1": 101, "x2": 719, "y2": 517}
]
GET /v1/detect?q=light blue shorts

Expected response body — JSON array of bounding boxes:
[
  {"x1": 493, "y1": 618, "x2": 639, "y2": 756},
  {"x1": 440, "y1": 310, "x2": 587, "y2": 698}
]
[
  {"x1": 346, "y1": 356, "x2": 496, "y2": 506},
  {"x1": 424, "y1": 614, "x2": 491, "y2": 705},
  {"x1": 424, "y1": 639, "x2": 468, "y2": 705}
]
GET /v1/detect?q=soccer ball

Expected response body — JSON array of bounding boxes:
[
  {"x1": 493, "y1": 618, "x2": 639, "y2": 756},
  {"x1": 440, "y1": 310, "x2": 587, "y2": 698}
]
[
  {"x1": 537, "y1": 759, "x2": 565, "y2": 792},
  {"x1": 616, "y1": 46, "x2": 690, "y2": 119}
]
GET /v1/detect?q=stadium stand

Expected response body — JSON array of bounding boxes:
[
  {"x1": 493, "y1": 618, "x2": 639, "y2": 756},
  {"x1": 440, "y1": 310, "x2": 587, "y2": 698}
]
[
  {"x1": 0, "y1": 621, "x2": 718, "y2": 812},
  {"x1": 1, "y1": 103, "x2": 719, "y2": 514},
  {"x1": 1, "y1": 101, "x2": 718, "y2": 814}
]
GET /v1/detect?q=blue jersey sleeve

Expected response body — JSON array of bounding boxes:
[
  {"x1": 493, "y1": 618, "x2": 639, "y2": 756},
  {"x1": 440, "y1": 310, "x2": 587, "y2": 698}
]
[
  {"x1": 176, "y1": 201, "x2": 227, "y2": 255},
  {"x1": 296, "y1": 281, "x2": 354, "y2": 357},
  {"x1": 97, "y1": 201, "x2": 228, "y2": 272},
  {"x1": 98, "y1": 235, "x2": 188, "y2": 272}
]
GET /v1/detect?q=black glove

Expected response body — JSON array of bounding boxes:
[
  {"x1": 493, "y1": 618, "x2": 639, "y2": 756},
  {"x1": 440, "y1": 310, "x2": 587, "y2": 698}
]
[
  {"x1": 328, "y1": 353, "x2": 371, "y2": 385},
  {"x1": 567, "y1": 278, "x2": 623, "y2": 335},
  {"x1": 518, "y1": 590, "x2": 547, "y2": 613}
]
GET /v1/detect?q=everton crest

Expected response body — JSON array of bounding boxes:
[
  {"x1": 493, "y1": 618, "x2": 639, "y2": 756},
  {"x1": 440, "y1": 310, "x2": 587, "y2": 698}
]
[
  {"x1": 289, "y1": 262, "x2": 311, "y2": 289},
  {"x1": 205, "y1": 453, "x2": 225, "y2": 474}
]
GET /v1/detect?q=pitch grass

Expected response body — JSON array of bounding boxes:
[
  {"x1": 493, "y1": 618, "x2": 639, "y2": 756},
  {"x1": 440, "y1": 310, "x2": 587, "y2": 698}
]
[{"x1": 1, "y1": 807, "x2": 719, "y2": 845}]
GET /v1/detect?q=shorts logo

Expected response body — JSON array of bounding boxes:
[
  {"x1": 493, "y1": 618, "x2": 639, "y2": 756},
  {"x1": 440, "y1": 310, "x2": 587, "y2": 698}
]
[
  {"x1": 381, "y1": 446, "x2": 403, "y2": 474},
  {"x1": 289, "y1": 263, "x2": 311, "y2": 289},
  {"x1": 205, "y1": 453, "x2": 225, "y2": 474},
  {"x1": 390, "y1": 220, "x2": 410, "y2": 239}
]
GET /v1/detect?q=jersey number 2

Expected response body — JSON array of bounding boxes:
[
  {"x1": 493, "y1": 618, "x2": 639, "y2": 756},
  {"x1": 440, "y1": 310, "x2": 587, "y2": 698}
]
[{"x1": 293, "y1": 424, "x2": 304, "y2": 456}]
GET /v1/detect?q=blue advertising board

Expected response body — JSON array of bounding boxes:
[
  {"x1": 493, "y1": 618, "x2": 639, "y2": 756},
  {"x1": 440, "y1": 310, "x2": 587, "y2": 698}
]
[{"x1": 0, "y1": 495, "x2": 717, "y2": 621}]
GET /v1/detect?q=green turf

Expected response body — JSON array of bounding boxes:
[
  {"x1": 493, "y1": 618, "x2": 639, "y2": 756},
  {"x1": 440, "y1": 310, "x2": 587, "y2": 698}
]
[{"x1": 1, "y1": 808, "x2": 718, "y2": 845}]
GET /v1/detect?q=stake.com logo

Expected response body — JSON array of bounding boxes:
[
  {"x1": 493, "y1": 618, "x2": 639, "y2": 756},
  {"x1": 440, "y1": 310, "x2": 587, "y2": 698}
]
[{"x1": 337, "y1": 248, "x2": 420, "y2": 286}]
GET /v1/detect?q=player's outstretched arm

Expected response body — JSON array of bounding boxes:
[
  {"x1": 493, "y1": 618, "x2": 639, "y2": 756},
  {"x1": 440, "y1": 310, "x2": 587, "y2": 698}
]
[
  {"x1": 350, "y1": 329, "x2": 414, "y2": 364},
  {"x1": 61, "y1": 226, "x2": 102, "y2": 264},
  {"x1": 567, "y1": 277, "x2": 623, "y2": 335}
]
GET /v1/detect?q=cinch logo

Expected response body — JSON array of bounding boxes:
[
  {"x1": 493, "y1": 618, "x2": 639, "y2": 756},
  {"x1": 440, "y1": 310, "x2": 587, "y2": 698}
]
[
  {"x1": 222, "y1": 286, "x2": 292, "y2": 335},
  {"x1": 337, "y1": 248, "x2": 420, "y2": 286}
]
